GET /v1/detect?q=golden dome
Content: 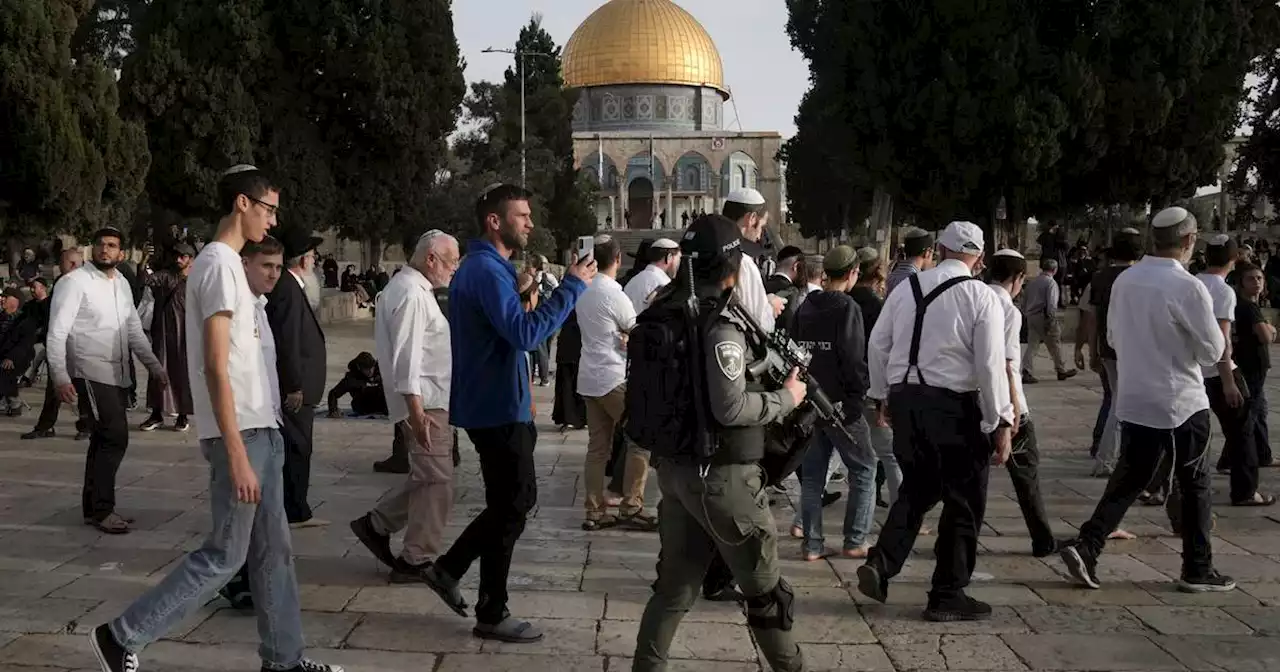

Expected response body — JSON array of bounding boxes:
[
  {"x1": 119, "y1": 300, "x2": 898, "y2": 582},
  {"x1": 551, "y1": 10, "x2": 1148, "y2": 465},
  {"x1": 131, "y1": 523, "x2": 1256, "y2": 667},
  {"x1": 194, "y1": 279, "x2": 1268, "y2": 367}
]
[{"x1": 562, "y1": 0, "x2": 728, "y2": 98}]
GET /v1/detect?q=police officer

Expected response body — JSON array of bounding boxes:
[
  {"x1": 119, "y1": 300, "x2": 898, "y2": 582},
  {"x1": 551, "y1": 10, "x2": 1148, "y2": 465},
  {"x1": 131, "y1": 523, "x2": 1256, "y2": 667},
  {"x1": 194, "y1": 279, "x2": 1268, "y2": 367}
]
[
  {"x1": 633, "y1": 215, "x2": 806, "y2": 672},
  {"x1": 858, "y1": 221, "x2": 1014, "y2": 622}
]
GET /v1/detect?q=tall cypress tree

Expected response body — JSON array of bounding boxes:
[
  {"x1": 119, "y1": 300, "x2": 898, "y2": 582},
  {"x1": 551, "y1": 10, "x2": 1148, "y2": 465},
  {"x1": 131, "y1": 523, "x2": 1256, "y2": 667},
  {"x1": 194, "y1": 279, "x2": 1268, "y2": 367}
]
[{"x1": 0, "y1": 0, "x2": 148, "y2": 271}]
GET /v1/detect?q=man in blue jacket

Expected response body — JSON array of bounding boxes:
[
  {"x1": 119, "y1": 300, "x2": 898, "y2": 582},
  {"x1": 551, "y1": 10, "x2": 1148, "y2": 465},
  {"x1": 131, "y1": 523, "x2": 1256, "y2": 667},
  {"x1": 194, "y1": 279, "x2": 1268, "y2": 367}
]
[{"x1": 422, "y1": 183, "x2": 597, "y2": 644}]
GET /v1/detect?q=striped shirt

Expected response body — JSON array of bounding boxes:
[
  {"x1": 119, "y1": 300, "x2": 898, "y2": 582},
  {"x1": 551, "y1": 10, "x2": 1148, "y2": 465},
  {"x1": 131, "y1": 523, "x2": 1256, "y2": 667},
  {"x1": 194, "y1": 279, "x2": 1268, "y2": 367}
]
[{"x1": 885, "y1": 260, "x2": 921, "y2": 297}]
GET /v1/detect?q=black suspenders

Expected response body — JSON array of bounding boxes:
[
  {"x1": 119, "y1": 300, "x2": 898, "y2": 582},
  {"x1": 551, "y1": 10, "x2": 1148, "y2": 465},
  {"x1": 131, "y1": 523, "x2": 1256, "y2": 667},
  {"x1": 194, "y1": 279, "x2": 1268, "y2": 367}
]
[{"x1": 903, "y1": 274, "x2": 978, "y2": 386}]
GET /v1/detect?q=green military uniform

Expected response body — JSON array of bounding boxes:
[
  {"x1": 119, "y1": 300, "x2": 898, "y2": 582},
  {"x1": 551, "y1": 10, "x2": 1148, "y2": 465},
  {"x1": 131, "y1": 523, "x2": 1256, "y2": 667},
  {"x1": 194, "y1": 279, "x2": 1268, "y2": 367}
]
[{"x1": 633, "y1": 304, "x2": 804, "y2": 672}]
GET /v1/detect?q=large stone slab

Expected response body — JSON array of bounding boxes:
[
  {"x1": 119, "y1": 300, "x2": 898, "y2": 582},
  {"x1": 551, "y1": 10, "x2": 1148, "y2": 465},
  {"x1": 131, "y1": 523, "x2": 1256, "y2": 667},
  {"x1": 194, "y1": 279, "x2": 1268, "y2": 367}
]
[
  {"x1": 800, "y1": 643, "x2": 895, "y2": 671},
  {"x1": 1127, "y1": 606, "x2": 1254, "y2": 635},
  {"x1": 1002, "y1": 634, "x2": 1184, "y2": 670},
  {"x1": 436, "y1": 653, "x2": 605, "y2": 672},
  {"x1": 1013, "y1": 605, "x2": 1149, "y2": 634},
  {"x1": 1152, "y1": 634, "x2": 1280, "y2": 672},
  {"x1": 597, "y1": 620, "x2": 755, "y2": 661},
  {"x1": 182, "y1": 609, "x2": 361, "y2": 648}
]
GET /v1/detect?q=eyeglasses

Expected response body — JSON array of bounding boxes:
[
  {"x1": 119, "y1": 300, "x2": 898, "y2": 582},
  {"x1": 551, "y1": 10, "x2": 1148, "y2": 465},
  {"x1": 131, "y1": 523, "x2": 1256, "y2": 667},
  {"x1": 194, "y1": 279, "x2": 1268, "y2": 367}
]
[{"x1": 247, "y1": 195, "x2": 280, "y2": 217}]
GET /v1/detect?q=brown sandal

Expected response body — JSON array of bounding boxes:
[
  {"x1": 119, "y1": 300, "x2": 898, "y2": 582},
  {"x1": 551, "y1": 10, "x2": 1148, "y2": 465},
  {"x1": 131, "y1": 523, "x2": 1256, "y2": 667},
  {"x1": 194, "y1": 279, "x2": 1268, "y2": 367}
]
[
  {"x1": 582, "y1": 515, "x2": 619, "y2": 531},
  {"x1": 619, "y1": 511, "x2": 660, "y2": 532},
  {"x1": 89, "y1": 512, "x2": 131, "y2": 535}
]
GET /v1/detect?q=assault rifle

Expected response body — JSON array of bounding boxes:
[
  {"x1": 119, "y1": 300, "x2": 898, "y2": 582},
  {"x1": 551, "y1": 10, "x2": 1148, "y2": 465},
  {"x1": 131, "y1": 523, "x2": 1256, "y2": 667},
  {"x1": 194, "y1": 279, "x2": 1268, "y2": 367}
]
[{"x1": 726, "y1": 300, "x2": 857, "y2": 483}]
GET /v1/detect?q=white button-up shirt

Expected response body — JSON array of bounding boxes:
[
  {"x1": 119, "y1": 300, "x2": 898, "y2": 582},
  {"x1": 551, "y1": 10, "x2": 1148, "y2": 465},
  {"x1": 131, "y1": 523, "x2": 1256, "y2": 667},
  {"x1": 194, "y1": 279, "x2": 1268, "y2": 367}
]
[
  {"x1": 186, "y1": 242, "x2": 280, "y2": 440},
  {"x1": 254, "y1": 296, "x2": 282, "y2": 423},
  {"x1": 623, "y1": 263, "x2": 671, "y2": 314},
  {"x1": 989, "y1": 283, "x2": 1029, "y2": 419},
  {"x1": 47, "y1": 264, "x2": 161, "y2": 389},
  {"x1": 1196, "y1": 272, "x2": 1237, "y2": 379},
  {"x1": 868, "y1": 259, "x2": 1012, "y2": 433},
  {"x1": 576, "y1": 274, "x2": 636, "y2": 398},
  {"x1": 734, "y1": 254, "x2": 775, "y2": 333},
  {"x1": 375, "y1": 266, "x2": 451, "y2": 421},
  {"x1": 1109, "y1": 256, "x2": 1224, "y2": 429}
]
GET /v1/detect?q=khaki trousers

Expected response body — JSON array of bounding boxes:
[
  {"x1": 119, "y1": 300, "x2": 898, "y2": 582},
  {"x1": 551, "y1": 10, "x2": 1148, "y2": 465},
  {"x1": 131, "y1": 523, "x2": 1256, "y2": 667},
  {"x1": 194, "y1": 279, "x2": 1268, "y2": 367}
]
[
  {"x1": 584, "y1": 384, "x2": 650, "y2": 519},
  {"x1": 369, "y1": 409, "x2": 455, "y2": 565}
]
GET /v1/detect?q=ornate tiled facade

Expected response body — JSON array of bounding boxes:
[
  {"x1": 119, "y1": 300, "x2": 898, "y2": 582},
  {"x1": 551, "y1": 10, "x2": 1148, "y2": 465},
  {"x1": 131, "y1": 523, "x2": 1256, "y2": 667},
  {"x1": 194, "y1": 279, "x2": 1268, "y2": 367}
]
[{"x1": 572, "y1": 84, "x2": 724, "y2": 133}]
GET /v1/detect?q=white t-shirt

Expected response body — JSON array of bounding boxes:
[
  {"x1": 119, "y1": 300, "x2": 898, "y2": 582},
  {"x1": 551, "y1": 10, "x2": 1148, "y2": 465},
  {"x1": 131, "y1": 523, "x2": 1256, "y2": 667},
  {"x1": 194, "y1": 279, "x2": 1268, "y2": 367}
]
[
  {"x1": 1196, "y1": 272, "x2": 1237, "y2": 379},
  {"x1": 186, "y1": 242, "x2": 280, "y2": 440},
  {"x1": 623, "y1": 263, "x2": 671, "y2": 313}
]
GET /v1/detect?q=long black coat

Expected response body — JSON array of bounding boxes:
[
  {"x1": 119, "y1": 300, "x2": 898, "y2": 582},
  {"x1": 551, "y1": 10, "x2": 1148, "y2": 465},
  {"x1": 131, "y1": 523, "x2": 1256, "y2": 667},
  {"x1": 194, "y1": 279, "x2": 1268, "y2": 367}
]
[{"x1": 266, "y1": 272, "x2": 327, "y2": 405}]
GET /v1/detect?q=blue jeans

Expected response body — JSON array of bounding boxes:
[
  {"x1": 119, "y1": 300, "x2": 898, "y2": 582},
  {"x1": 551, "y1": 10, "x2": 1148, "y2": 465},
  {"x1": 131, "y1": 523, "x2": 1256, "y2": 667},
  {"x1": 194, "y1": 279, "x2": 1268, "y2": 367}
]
[
  {"x1": 110, "y1": 428, "x2": 305, "y2": 670},
  {"x1": 800, "y1": 416, "x2": 877, "y2": 555},
  {"x1": 863, "y1": 400, "x2": 902, "y2": 507}
]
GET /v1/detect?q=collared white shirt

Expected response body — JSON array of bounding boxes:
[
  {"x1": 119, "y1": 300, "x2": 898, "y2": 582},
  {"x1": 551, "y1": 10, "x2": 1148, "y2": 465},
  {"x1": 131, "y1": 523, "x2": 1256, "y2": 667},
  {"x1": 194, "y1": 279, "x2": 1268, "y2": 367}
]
[
  {"x1": 46, "y1": 264, "x2": 161, "y2": 389},
  {"x1": 806, "y1": 283, "x2": 822, "y2": 295},
  {"x1": 254, "y1": 296, "x2": 282, "y2": 423},
  {"x1": 576, "y1": 274, "x2": 636, "y2": 398},
  {"x1": 186, "y1": 242, "x2": 279, "y2": 440},
  {"x1": 1196, "y1": 272, "x2": 1237, "y2": 379},
  {"x1": 623, "y1": 263, "x2": 671, "y2": 313},
  {"x1": 734, "y1": 253, "x2": 775, "y2": 333},
  {"x1": 291, "y1": 268, "x2": 306, "y2": 291},
  {"x1": 989, "y1": 283, "x2": 1029, "y2": 419},
  {"x1": 869, "y1": 259, "x2": 1012, "y2": 433},
  {"x1": 375, "y1": 266, "x2": 451, "y2": 421},
  {"x1": 1109, "y1": 257, "x2": 1224, "y2": 429}
]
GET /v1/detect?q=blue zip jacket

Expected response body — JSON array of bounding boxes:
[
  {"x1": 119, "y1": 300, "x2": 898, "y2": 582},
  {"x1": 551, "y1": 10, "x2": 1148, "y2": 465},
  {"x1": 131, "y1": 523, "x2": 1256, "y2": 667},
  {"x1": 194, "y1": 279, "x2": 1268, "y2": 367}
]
[{"x1": 449, "y1": 239, "x2": 586, "y2": 429}]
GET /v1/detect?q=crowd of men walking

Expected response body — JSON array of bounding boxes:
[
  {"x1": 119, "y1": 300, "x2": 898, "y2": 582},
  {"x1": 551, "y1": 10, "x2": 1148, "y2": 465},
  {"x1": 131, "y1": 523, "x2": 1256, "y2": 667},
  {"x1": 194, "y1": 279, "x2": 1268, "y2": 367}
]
[{"x1": 2, "y1": 159, "x2": 1274, "y2": 672}]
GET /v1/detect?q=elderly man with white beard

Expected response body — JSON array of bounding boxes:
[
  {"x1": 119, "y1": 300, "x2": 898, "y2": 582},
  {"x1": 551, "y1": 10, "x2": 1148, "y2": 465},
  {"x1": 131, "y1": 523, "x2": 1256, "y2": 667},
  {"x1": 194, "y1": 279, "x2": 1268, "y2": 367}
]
[{"x1": 350, "y1": 230, "x2": 462, "y2": 582}]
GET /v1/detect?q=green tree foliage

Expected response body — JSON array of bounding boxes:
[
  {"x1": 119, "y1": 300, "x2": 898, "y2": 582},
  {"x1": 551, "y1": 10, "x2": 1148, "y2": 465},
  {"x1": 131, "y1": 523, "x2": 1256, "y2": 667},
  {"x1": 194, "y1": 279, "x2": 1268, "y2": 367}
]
[
  {"x1": 785, "y1": 0, "x2": 1277, "y2": 237},
  {"x1": 1231, "y1": 48, "x2": 1280, "y2": 226},
  {"x1": 124, "y1": 0, "x2": 465, "y2": 255},
  {"x1": 0, "y1": 0, "x2": 149, "y2": 256},
  {"x1": 441, "y1": 16, "x2": 596, "y2": 256}
]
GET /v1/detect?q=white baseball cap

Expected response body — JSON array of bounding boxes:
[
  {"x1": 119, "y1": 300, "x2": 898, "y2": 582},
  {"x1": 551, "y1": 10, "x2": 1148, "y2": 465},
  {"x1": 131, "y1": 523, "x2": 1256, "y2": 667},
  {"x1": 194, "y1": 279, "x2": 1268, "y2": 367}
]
[
  {"x1": 937, "y1": 221, "x2": 985, "y2": 254},
  {"x1": 725, "y1": 188, "x2": 766, "y2": 206},
  {"x1": 649, "y1": 237, "x2": 680, "y2": 250}
]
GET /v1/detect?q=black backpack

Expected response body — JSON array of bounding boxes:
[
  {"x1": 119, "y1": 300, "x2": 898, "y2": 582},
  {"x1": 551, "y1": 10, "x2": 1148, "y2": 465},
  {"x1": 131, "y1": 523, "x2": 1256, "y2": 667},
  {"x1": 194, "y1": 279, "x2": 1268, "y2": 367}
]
[{"x1": 624, "y1": 290, "x2": 716, "y2": 463}]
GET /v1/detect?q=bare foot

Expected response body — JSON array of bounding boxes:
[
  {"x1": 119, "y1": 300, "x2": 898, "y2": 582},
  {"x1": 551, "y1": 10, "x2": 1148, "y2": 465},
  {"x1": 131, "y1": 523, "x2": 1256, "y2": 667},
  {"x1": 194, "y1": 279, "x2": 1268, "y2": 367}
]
[
  {"x1": 842, "y1": 546, "x2": 871, "y2": 559},
  {"x1": 802, "y1": 548, "x2": 836, "y2": 562},
  {"x1": 604, "y1": 492, "x2": 622, "y2": 507},
  {"x1": 1108, "y1": 529, "x2": 1137, "y2": 540},
  {"x1": 790, "y1": 525, "x2": 804, "y2": 539}
]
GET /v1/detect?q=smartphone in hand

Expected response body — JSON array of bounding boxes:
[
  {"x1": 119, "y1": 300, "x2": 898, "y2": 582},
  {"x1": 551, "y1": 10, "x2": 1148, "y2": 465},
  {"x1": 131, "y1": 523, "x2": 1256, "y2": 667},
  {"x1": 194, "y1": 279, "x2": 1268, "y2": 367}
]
[{"x1": 576, "y1": 235, "x2": 595, "y2": 264}]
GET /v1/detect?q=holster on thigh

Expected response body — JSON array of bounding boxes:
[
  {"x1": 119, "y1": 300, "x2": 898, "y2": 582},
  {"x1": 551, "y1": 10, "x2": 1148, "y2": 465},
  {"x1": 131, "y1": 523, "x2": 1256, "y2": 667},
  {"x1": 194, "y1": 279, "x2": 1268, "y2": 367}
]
[{"x1": 745, "y1": 577, "x2": 796, "y2": 632}]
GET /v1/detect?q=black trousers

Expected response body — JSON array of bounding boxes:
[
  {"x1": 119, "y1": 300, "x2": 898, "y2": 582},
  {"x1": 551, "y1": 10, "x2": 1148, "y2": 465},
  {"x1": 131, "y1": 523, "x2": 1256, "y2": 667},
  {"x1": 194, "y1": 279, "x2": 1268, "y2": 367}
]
[
  {"x1": 1241, "y1": 368, "x2": 1272, "y2": 467},
  {"x1": 1206, "y1": 375, "x2": 1260, "y2": 502},
  {"x1": 1079, "y1": 411, "x2": 1214, "y2": 577},
  {"x1": 869, "y1": 384, "x2": 991, "y2": 600},
  {"x1": 437, "y1": 422, "x2": 538, "y2": 625},
  {"x1": 75, "y1": 378, "x2": 130, "y2": 521},
  {"x1": 280, "y1": 404, "x2": 316, "y2": 523},
  {"x1": 33, "y1": 376, "x2": 88, "y2": 432},
  {"x1": 1002, "y1": 419, "x2": 1054, "y2": 550}
]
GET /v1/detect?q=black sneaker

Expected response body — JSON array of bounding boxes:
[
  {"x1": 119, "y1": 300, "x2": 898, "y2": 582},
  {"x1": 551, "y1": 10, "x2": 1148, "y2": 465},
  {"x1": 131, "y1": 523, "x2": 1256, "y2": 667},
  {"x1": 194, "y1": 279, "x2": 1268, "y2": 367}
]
[
  {"x1": 372, "y1": 457, "x2": 409, "y2": 474},
  {"x1": 349, "y1": 514, "x2": 397, "y2": 570},
  {"x1": 1022, "y1": 372, "x2": 1039, "y2": 385},
  {"x1": 263, "y1": 660, "x2": 345, "y2": 672},
  {"x1": 173, "y1": 416, "x2": 190, "y2": 432},
  {"x1": 1059, "y1": 540, "x2": 1101, "y2": 589},
  {"x1": 88, "y1": 623, "x2": 138, "y2": 672},
  {"x1": 855, "y1": 563, "x2": 889, "y2": 603},
  {"x1": 1057, "y1": 369, "x2": 1079, "y2": 381},
  {"x1": 821, "y1": 490, "x2": 843, "y2": 507},
  {"x1": 139, "y1": 416, "x2": 164, "y2": 432},
  {"x1": 1178, "y1": 570, "x2": 1237, "y2": 593},
  {"x1": 217, "y1": 581, "x2": 254, "y2": 611},
  {"x1": 923, "y1": 594, "x2": 993, "y2": 622},
  {"x1": 21, "y1": 427, "x2": 54, "y2": 440},
  {"x1": 1032, "y1": 539, "x2": 1060, "y2": 559}
]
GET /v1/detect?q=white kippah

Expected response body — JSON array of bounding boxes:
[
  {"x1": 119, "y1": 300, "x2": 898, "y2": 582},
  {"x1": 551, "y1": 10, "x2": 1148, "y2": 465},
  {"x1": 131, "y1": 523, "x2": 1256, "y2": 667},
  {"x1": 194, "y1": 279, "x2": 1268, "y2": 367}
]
[
  {"x1": 223, "y1": 164, "x2": 258, "y2": 176},
  {"x1": 1206, "y1": 233, "x2": 1231, "y2": 246},
  {"x1": 992, "y1": 249, "x2": 1025, "y2": 259},
  {"x1": 1119, "y1": 227, "x2": 1140, "y2": 235},
  {"x1": 1152, "y1": 206, "x2": 1193, "y2": 229}
]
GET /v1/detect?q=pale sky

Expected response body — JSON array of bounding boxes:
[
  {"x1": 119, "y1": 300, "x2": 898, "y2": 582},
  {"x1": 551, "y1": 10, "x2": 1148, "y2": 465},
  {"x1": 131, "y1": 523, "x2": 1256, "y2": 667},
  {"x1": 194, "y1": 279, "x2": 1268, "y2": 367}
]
[{"x1": 453, "y1": 0, "x2": 809, "y2": 138}]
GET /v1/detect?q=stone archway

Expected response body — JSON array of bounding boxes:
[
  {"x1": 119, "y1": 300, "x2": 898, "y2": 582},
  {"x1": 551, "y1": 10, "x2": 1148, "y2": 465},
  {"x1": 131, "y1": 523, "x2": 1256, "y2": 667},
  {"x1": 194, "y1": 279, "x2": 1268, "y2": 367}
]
[{"x1": 628, "y1": 178, "x2": 655, "y2": 230}]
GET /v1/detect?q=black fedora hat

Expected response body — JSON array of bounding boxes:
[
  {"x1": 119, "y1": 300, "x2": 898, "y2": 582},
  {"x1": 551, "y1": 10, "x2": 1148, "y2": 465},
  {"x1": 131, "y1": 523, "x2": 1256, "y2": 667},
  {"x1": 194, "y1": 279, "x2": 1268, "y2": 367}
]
[{"x1": 276, "y1": 225, "x2": 324, "y2": 260}]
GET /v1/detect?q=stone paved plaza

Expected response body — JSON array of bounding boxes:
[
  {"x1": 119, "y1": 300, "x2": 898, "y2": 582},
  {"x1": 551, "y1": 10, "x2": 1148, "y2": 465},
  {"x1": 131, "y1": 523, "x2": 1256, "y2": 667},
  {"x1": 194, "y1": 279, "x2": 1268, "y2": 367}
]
[{"x1": 2, "y1": 322, "x2": 1280, "y2": 671}]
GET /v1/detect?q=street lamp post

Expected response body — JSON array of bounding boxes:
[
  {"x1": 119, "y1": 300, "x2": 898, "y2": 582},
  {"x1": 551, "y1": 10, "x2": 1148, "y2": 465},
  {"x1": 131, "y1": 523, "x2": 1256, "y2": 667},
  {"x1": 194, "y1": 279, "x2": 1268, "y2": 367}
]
[{"x1": 482, "y1": 47, "x2": 553, "y2": 190}]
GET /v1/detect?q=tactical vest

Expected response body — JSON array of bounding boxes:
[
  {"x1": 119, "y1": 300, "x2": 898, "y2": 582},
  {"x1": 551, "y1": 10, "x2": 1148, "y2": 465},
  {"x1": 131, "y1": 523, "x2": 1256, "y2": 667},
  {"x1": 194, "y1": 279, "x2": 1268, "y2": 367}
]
[{"x1": 708, "y1": 312, "x2": 767, "y2": 465}]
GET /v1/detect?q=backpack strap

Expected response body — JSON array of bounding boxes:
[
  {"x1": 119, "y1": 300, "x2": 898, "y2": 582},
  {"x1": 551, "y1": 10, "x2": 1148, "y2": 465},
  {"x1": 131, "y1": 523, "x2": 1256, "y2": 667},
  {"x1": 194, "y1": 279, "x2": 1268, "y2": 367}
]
[{"x1": 904, "y1": 274, "x2": 978, "y2": 386}]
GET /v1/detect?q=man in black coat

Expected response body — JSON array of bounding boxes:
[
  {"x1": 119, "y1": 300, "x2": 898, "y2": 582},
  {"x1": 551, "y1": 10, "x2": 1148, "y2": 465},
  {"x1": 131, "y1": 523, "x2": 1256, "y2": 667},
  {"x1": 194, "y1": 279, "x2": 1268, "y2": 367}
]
[{"x1": 267, "y1": 226, "x2": 328, "y2": 528}]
